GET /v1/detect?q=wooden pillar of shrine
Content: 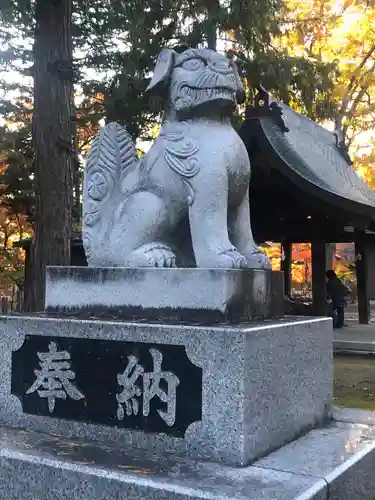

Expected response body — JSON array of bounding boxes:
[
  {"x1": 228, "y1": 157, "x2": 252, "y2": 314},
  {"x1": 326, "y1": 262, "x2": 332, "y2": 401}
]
[
  {"x1": 281, "y1": 240, "x2": 292, "y2": 297},
  {"x1": 312, "y1": 240, "x2": 327, "y2": 316},
  {"x1": 355, "y1": 230, "x2": 370, "y2": 324}
]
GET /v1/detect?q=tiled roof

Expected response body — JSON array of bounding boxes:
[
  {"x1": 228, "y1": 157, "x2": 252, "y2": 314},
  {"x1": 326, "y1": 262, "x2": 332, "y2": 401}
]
[{"x1": 244, "y1": 93, "x2": 375, "y2": 219}]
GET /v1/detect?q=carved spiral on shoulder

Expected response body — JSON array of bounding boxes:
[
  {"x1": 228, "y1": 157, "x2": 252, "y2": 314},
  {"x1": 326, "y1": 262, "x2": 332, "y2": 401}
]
[
  {"x1": 163, "y1": 125, "x2": 201, "y2": 179},
  {"x1": 162, "y1": 122, "x2": 201, "y2": 204}
]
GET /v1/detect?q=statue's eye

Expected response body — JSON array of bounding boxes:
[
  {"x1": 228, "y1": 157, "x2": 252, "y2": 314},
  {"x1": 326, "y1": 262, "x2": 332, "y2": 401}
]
[{"x1": 182, "y1": 59, "x2": 205, "y2": 71}]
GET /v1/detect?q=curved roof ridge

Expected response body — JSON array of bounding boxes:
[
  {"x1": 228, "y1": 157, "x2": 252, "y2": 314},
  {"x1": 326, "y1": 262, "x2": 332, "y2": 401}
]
[{"x1": 244, "y1": 94, "x2": 375, "y2": 217}]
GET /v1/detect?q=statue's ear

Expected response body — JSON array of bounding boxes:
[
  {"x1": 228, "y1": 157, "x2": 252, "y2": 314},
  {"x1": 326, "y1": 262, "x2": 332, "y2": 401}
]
[
  {"x1": 146, "y1": 49, "x2": 175, "y2": 93},
  {"x1": 230, "y1": 60, "x2": 246, "y2": 104}
]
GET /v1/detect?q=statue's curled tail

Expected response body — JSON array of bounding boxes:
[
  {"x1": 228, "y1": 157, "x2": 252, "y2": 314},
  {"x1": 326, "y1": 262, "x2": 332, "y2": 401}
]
[{"x1": 82, "y1": 123, "x2": 139, "y2": 264}]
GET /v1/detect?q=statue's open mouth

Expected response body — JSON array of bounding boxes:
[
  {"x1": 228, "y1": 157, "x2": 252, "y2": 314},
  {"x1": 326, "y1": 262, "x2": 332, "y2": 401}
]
[
  {"x1": 207, "y1": 88, "x2": 236, "y2": 101},
  {"x1": 182, "y1": 86, "x2": 236, "y2": 102}
]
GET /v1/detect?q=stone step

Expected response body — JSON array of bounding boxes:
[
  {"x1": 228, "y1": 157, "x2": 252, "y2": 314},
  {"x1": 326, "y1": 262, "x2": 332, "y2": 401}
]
[
  {"x1": 0, "y1": 408, "x2": 375, "y2": 500},
  {"x1": 0, "y1": 425, "x2": 324, "y2": 500}
]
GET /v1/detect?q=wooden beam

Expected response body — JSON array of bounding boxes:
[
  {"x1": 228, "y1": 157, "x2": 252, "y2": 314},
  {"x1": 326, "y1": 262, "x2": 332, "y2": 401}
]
[
  {"x1": 312, "y1": 241, "x2": 327, "y2": 316},
  {"x1": 281, "y1": 241, "x2": 292, "y2": 296},
  {"x1": 355, "y1": 230, "x2": 370, "y2": 324},
  {"x1": 326, "y1": 243, "x2": 336, "y2": 270}
]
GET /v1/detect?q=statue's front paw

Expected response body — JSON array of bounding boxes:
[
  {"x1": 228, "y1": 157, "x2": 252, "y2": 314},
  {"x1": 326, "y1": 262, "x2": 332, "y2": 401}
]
[
  {"x1": 207, "y1": 247, "x2": 247, "y2": 269},
  {"x1": 130, "y1": 243, "x2": 177, "y2": 268},
  {"x1": 245, "y1": 247, "x2": 272, "y2": 270}
]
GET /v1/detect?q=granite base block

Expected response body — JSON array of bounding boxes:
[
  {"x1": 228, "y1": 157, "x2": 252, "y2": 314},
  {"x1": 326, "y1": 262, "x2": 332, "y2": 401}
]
[
  {"x1": 0, "y1": 425, "x2": 327, "y2": 500},
  {"x1": 0, "y1": 315, "x2": 332, "y2": 466},
  {"x1": 255, "y1": 407, "x2": 375, "y2": 500},
  {"x1": 1, "y1": 410, "x2": 375, "y2": 499},
  {"x1": 45, "y1": 266, "x2": 284, "y2": 323}
]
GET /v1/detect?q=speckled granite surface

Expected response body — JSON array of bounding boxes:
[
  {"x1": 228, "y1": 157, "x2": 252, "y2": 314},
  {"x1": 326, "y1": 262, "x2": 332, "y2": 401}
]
[
  {"x1": 0, "y1": 315, "x2": 332, "y2": 466},
  {"x1": 44, "y1": 266, "x2": 284, "y2": 323},
  {"x1": 255, "y1": 408, "x2": 375, "y2": 500},
  {"x1": 0, "y1": 425, "x2": 327, "y2": 500},
  {"x1": 0, "y1": 411, "x2": 375, "y2": 499}
]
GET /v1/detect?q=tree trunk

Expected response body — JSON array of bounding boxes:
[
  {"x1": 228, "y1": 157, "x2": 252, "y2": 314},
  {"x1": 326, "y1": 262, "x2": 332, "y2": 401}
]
[
  {"x1": 206, "y1": 20, "x2": 217, "y2": 50},
  {"x1": 206, "y1": 0, "x2": 219, "y2": 50},
  {"x1": 73, "y1": 158, "x2": 82, "y2": 224},
  {"x1": 31, "y1": 0, "x2": 73, "y2": 311}
]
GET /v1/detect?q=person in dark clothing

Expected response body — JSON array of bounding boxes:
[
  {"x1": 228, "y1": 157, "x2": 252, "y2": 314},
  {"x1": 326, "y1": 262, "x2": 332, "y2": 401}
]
[{"x1": 326, "y1": 270, "x2": 348, "y2": 329}]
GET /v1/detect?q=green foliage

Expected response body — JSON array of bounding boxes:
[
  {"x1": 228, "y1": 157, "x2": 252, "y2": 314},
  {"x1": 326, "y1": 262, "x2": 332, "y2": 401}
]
[
  {"x1": 0, "y1": 247, "x2": 25, "y2": 287},
  {"x1": 239, "y1": 51, "x2": 338, "y2": 121},
  {"x1": 0, "y1": 0, "x2": 338, "y2": 226},
  {"x1": 0, "y1": 107, "x2": 34, "y2": 216}
]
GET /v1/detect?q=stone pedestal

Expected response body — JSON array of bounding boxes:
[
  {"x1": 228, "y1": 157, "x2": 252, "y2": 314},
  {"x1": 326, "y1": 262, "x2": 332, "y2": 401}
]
[
  {"x1": 45, "y1": 266, "x2": 284, "y2": 323},
  {"x1": 1, "y1": 267, "x2": 374, "y2": 498},
  {"x1": 2, "y1": 314, "x2": 330, "y2": 466}
]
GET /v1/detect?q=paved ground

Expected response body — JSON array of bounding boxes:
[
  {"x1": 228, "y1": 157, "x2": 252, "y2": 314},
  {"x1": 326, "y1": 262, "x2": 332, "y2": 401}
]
[
  {"x1": 335, "y1": 321, "x2": 375, "y2": 340},
  {"x1": 334, "y1": 326, "x2": 375, "y2": 353},
  {"x1": 332, "y1": 302, "x2": 375, "y2": 353}
]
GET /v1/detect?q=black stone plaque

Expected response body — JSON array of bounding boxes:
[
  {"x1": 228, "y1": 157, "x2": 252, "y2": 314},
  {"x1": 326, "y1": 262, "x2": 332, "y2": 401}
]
[{"x1": 11, "y1": 336, "x2": 202, "y2": 437}]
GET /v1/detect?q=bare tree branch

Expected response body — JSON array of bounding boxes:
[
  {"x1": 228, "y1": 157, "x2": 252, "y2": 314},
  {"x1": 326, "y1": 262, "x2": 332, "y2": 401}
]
[
  {"x1": 339, "y1": 44, "x2": 375, "y2": 119},
  {"x1": 342, "y1": 60, "x2": 375, "y2": 138},
  {"x1": 276, "y1": 14, "x2": 343, "y2": 26}
]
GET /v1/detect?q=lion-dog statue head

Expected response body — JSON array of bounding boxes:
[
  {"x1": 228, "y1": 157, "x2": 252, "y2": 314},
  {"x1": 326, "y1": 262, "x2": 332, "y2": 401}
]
[{"x1": 146, "y1": 47, "x2": 245, "y2": 116}]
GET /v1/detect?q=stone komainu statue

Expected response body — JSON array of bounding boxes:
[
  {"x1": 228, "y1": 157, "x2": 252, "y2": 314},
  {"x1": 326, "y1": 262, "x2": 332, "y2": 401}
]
[{"x1": 82, "y1": 47, "x2": 270, "y2": 269}]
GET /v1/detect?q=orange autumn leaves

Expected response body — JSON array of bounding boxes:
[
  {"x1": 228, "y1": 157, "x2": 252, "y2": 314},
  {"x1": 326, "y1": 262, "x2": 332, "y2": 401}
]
[{"x1": 275, "y1": 0, "x2": 375, "y2": 188}]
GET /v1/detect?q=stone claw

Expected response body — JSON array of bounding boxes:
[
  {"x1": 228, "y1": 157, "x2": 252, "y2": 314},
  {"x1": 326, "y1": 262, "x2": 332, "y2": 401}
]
[
  {"x1": 165, "y1": 256, "x2": 176, "y2": 268},
  {"x1": 204, "y1": 247, "x2": 247, "y2": 269},
  {"x1": 130, "y1": 243, "x2": 177, "y2": 268},
  {"x1": 245, "y1": 247, "x2": 271, "y2": 270}
]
